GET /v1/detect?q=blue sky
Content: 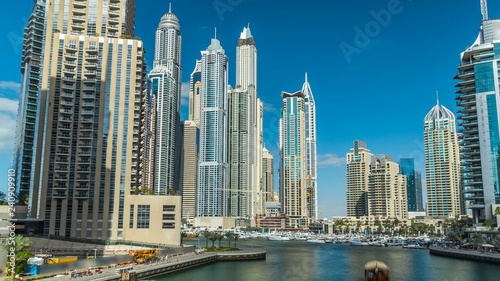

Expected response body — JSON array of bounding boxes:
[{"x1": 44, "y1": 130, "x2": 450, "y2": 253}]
[{"x1": 0, "y1": 0, "x2": 496, "y2": 217}]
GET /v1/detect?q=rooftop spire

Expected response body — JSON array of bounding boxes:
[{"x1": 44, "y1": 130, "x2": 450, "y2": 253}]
[
  {"x1": 214, "y1": 27, "x2": 217, "y2": 39},
  {"x1": 481, "y1": 0, "x2": 489, "y2": 20},
  {"x1": 169, "y1": 2, "x2": 172, "y2": 13},
  {"x1": 436, "y1": 90, "x2": 440, "y2": 106}
]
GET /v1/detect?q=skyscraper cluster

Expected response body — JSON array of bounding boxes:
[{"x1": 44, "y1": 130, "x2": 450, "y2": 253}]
[
  {"x1": 346, "y1": 141, "x2": 408, "y2": 220},
  {"x1": 13, "y1": 0, "x2": 319, "y2": 242}
]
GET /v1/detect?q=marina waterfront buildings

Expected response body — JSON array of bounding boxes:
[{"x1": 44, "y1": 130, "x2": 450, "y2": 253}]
[
  {"x1": 346, "y1": 141, "x2": 408, "y2": 220},
  {"x1": 346, "y1": 141, "x2": 372, "y2": 217},
  {"x1": 13, "y1": 0, "x2": 180, "y2": 245},
  {"x1": 454, "y1": 4, "x2": 500, "y2": 223},
  {"x1": 424, "y1": 102, "x2": 464, "y2": 218}
]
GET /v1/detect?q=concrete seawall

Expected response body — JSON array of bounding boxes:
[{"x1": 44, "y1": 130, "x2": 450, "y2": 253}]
[
  {"x1": 429, "y1": 246, "x2": 500, "y2": 264},
  {"x1": 32, "y1": 249, "x2": 266, "y2": 281}
]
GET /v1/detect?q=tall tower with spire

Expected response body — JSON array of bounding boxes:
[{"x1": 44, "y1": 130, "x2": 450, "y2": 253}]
[
  {"x1": 150, "y1": 7, "x2": 182, "y2": 194},
  {"x1": 228, "y1": 26, "x2": 263, "y2": 220},
  {"x1": 302, "y1": 74, "x2": 318, "y2": 220},
  {"x1": 197, "y1": 37, "x2": 229, "y2": 217},
  {"x1": 425, "y1": 101, "x2": 463, "y2": 217},
  {"x1": 454, "y1": 0, "x2": 500, "y2": 223}
]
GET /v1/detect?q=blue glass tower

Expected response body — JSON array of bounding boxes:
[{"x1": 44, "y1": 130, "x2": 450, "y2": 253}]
[
  {"x1": 455, "y1": 5, "x2": 500, "y2": 223},
  {"x1": 399, "y1": 158, "x2": 424, "y2": 212}
]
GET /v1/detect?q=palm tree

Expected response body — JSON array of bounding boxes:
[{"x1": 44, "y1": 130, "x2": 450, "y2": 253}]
[
  {"x1": 217, "y1": 233, "x2": 224, "y2": 248},
  {"x1": 225, "y1": 232, "x2": 234, "y2": 249},
  {"x1": 233, "y1": 234, "x2": 240, "y2": 249},
  {"x1": 2, "y1": 235, "x2": 32, "y2": 278},
  {"x1": 492, "y1": 235, "x2": 500, "y2": 247},
  {"x1": 201, "y1": 231, "x2": 211, "y2": 248},
  {"x1": 208, "y1": 232, "x2": 218, "y2": 248},
  {"x1": 469, "y1": 232, "x2": 486, "y2": 249},
  {"x1": 445, "y1": 232, "x2": 460, "y2": 243}
]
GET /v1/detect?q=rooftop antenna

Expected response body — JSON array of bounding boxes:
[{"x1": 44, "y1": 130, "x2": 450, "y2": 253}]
[
  {"x1": 436, "y1": 90, "x2": 440, "y2": 106},
  {"x1": 168, "y1": 2, "x2": 172, "y2": 13},
  {"x1": 481, "y1": 0, "x2": 489, "y2": 20},
  {"x1": 305, "y1": 72, "x2": 308, "y2": 83},
  {"x1": 214, "y1": 27, "x2": 217, "y2": 39}
]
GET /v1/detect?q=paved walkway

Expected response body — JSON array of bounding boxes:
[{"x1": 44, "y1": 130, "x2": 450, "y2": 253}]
[{"x1": 29, "y1": 251, "x2": 217, "y2": 281}]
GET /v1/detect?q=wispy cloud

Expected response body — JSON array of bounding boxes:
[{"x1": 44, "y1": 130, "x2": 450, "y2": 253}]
[
  {"x1": 0, "y1": 81, "x2": 20, "y2": 92},
  {"x1": 262, "y1": 101, "x2": 278, "y2": 113},
  {"x1": 180, "y1": 81, "x2": 190, "y2": 106},
  {"x1": 0, "y1": 97, "x2": 18, "y2": 152},
  {"x1": 317, "y1": 153, "x2": 345, "y2": 167}
]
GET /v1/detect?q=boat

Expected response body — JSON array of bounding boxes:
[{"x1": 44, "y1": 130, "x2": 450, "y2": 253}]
[
  {"x1": 268, "y1": 235, "x2": 290, "y2": 241},
  {"x1": 184, "y1": 232, "x2": 199, "y2": 237},
  {"x1": 349, "y1": 238, "x2": 369, "y2": 246},
  {"x1": 403, "y1": 244, "x2": 423, "y2": 249},
  {"x1": 364, "y1": 260, "x2": 390, "y2": 281},
  {"x1": 306, "y1": 239, "x2": 326, "y2": 244}
]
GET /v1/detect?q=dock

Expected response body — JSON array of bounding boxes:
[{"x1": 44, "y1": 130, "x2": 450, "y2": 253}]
[
  {"x1": 28, "y1": 249, "x2": 266, "y2": 281},
  {"x1": 429, "y1": 246, "x2": 500, "y2": 264}
]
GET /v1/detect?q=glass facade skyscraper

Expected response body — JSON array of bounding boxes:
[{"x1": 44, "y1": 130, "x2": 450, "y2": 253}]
[
  {"x1": 400, "y1": 158, "x2": 424, "y2": 212},
  {"x1": 197, "y1": 38, "x2": 229, "y2": 217},
  {"x1": 454, "y1": 12, "x2": 500, "y2": 222}
]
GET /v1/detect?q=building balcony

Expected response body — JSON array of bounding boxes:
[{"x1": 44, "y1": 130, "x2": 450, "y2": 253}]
[
  {"x1": 58, "y1": 125, "x2": 72, "y2": 131},
  {"x1": 57, "y1": 141, "x2": 70, "y2": 146},
  {"x1": 82, "y1": 86, "x2": 96, "y2": 91},
  {"x1": 455, "y1": 85, "x2": 476, "y2": 94},
  {"x1": 71, "y1": 23, "x2": 85, "y2": 30},
  {"x1": 82, "y1": 94, "x2": 95, "y2": 99},
  {"x1": 109, "y1": 3, "x2": 120, "y2": 9},
  {"x1": 108, "y1": 17, "x2": 119, "y2": 24},
  {"x1": 75, "y1": 193, "x2": 88, "y2": 199},
  {"x1": 455, "y1": 79, "x2": 475, "y2": 87},
  {"x1": 58, "y1": 118, "x2": 72, "y2": 123},
  {"x1": 53, "y1": 185, "x2": 67, "y2": 190},
  {"x1": 108, "y1": 25, "x2": 119, "y2": 31},
  {"x1": 84, "y1": 62, "x2": 97, "y2": 68},
  {"x1": 83, "y1": 78, "x2": 96, "y2": 84},
  {"x1": 455, "y1": 71, "x2": 474, "y2": 80},
  {"x1": 84, "y1": 70, "x2": 97, "y2": 76},
  {"x1": 81, "y1": 118, "x2": 93, "y2": 123},
  {"x1": 81, "y1": 110, "x2": 94, "y2": 115},
  {"x1": 72, "y1": 15, "x2": 85, "y2": 22},
  {"x1": 85, "y1": 55, "x2": 98, "y2": 60},
  {"x1": 79, "y1": 134, "x2": 92, "y2": 139},
  {"x1": 72, "y1": 8, "x2": 86, "y2": 15},
  {"x1": 73, "y1": 0, "x2": 86, "y2": 8},
  {"x1": 108, "y1": 10, "x2": 120, "y2": 16},
  {"x1": 79, "y1": 126, "x2": 92, "y2": 131},
  {"x1": 85, "y1": 47, "x2": 98, "y2": 53},
  {"x1": 53, "y1": 193, "x2": 67, "y2": 199}
]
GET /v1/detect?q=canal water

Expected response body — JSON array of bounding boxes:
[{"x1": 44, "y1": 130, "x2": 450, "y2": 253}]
[{"x1": 150, "y1": 237, "x2": 500, "y2": 281}]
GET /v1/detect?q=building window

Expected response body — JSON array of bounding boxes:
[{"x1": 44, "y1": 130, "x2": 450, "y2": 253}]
[
  {"x1": 162, "y1": 214, "x2": 175, "y2": 221},
  {"x1": 137, "y1": 205, "x2": 150, "y2": 229},
  {"x1": 163, "y1": 205, "x2": 175, "y2": 212},
  {"x1": 129, "y1": 205, "x2": 134, "y2": 228},
  {"x1": 162, "y1": 222, "x2": 175, "y2": 229}
]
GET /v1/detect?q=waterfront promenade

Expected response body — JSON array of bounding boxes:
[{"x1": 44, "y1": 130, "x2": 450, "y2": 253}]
[
  {"x1": 429, "y1": 246, "x2": 500, "y2": 264},
  {"x1": 21, "y1": 249, "x2": 266, "y2": 281}
]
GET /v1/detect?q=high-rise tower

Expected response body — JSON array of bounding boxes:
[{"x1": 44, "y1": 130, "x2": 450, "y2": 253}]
[
  {"x1": 346, "y1": 141, "x2": 373, "y2": 217},
  {"x1": 197, "y1": 37, "x2": 229, "y2": 217},
  {"x1": 149, "y1": 8, "x2": 182, "y2": 195},
  {"x1": 228, "y1": 26, "x2": 263, "y2": 219},
  {"x1": 14, "y1": 0, "x2": 181, "y2": 245},
  {"x1": 455, "y1": 0, "x2": 500, "y2": 223},
  {"x1": 280, "y1": 90, "x2": 308, "y2": 227},
  {"x1": 425, "y1": 102, "x2": 463, "y2": 217},
  {"x1": 14, "y1": 0, "x2": 143, "y2": 239},
  {"x1": 368, "y1": 155, "x2": 407, "y2": 219},
  {"x1": 302, "y1": 74, "x2": 318, "y2": 220}
]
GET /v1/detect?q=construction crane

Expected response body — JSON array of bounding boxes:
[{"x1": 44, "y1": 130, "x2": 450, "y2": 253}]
[
  {"x1": 128, "y1": 249, "x2": 159, "y2": 263},
  {"x1": 481, "y1": 0, "x2": 489, "y2": 20}
]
